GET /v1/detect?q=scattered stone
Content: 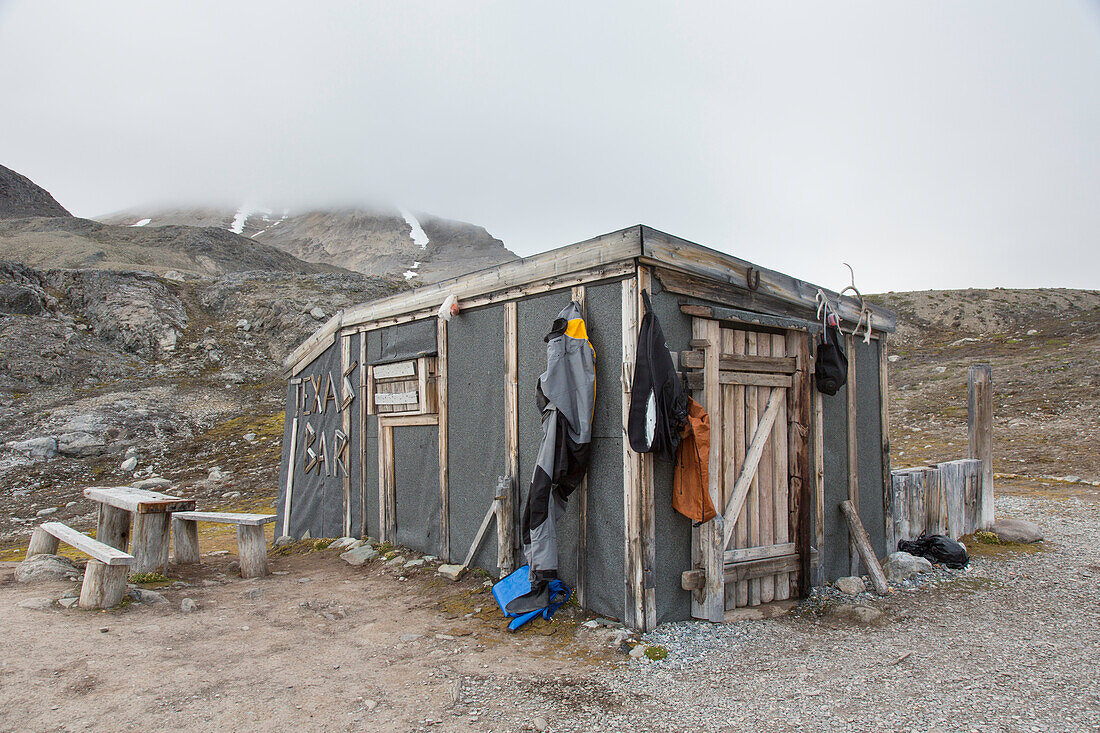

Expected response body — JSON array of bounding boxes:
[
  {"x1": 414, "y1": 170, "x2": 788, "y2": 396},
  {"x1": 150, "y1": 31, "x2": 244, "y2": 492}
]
[
  {"x1": 831, "y1": 604, "x2": 884, "y2": 624},
  {"x1": 385, "y1": 555, "x2": 407, "y2": 566},
  {"x1": 1026, "y1": 329, "x2": 1039, "y2": 336},
  {"x1": 310, "y1": 306, "x2": 326, "y2": 321},
  {"x1": 207, "y1": 549, "x2": 229, "y2": 556},
  {"x1": 404, "y1": 558, "x2": 426, "y2": 569},
  {"x1": 131, "y1": 477, "x2": 172, "y2": 490},
  {"x1": 400, "y1": 633, "x2": 423, "y2": 642},
  {"x1": 35, "y1": 506, "x2": 58, "y2": 517},
  {"x1": 242, "y1": 432, "x2": 257, "y2": 443},
  {"x1": 340, "y1": 545, "x2": 379, "y2": 566},
  {"x1": 16, "y1": 554, "x2": 79, "y2": 582},
  {"x1": 208, "y1": 467, "x2": 227, "y2": 482},
  {"x1": 534, "y1": 716, "x2": 549, "y2": 731},
  {"x1": 120, "y1": 456, "x2": 138, "y2": 472},
  {"x1": 437, "y1": 564, "x2": 466, "y2": 581},
  {"x1": 58, "y1": 597, "x2": 79, "y2": 609},
  {"x1": 913, "y1": 555, "x2": 934, "y2": 574},
  {"x1": 133, "y1": 588, "x2": 168, "y2": 604},
  {"x1": 363, "y1": 699, "x2": 377, "y2": 712},
  {"x1": 236, "y1": 319, "x2": 250, "y2": 331},
  {"x1": 221, "y1": 491, "x2": 242, "y2": 500},
  {"x1": 16, "y1": 597, "x2": 56, "y2": 610},
  {"x1": 297, "y1": 577, "x2": 312, "y2": 584},
  {"x1": 834, "y1": 576, "x2": 866, "y2": 595},
  {"x1": 273, "y1": 536, "x2": 295, "y2": 548},
  {"x1": 933, "y1": 366, "x2": 947, "y2": 373},
  {"x1": 180, "y1": 598, "x2": 198, "y2": 613},
  {"x1": 887, "y1": 354, "x2": 901, "y2": 363},
  {"x1": 989, "y1": 518, "x2": 1043, "y2": 543},
  {"x1": 884, "y1": 551, "x2": 924, "y2": 582}
]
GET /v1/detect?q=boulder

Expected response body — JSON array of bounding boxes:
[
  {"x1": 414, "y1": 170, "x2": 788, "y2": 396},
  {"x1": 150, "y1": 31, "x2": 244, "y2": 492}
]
[
  {"x1": 834, "y1": 576, "x2": 865, "y2": 595},
  {"x1": 913, "y1": 555, "x2": 934, "y2": 573},
  {"x1": 15, "y1": 554, "x2": 79, "y2": 582},
  {"x1": 180, "y1": 598, "x2": 198, "y2": 613},
  {"x1": 5, "y1": 437, "x2": 58, "y2": 459},
  {"x1": 340, "y1": 545, "x2": 379, "y2": 566},
  {"x1": 989, "y1": 518, "x2": 1043, "y2": 543},
  {"x1": 403, "y1": 558, "x2": 426, "y2": 569},
  {"x1": 120, "y1": 456, "x2": 138, "y2": 472},
  {"x1": 310, "y1": 307, "x2": 326, "y2": 321},
  {"x1": 57, "y1": 432, "x2": 107, "y2": 457},
  {"x1": 274, "y1": 535, "x2": 295, "y2": 547},
  {"x1": 884, "y1": 551, "x2": 922, "y2": 582}
]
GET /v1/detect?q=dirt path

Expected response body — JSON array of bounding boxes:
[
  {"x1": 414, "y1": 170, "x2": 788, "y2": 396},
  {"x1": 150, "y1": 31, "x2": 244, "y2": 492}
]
[{"x1": 2, "y1": 485, "x2": 1097, "y2": 733}]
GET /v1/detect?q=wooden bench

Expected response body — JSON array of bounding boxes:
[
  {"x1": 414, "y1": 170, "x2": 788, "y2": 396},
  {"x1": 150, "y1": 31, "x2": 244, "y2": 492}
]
[
  {"x1": 171, "y1": 512, "x2": 276, "y2": 578},
  {"x1": 28, "y1": 522, "x2": 134, "y2": 609}
]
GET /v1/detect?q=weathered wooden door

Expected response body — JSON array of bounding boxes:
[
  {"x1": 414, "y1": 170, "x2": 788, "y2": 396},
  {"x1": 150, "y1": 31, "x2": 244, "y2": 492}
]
[{"x1": 685, "y1": 317, "x2": 810, "y2": 619}]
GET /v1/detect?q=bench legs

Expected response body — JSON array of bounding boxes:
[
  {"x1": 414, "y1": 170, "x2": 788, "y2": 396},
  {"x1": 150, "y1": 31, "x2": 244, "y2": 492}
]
[
  {"x1": 172, "y1": 518, "x2": 200, "y2": 564},
  {"x1": 27, "y1": 527, "x2": 61, "y2": 557},
  {"x1": 97, "y1": 505, "x2": 131, "y2": 551},
  {"x1": 79, "y1": 560, "x2": 129, "y2": 609},
  {"x1": 236, "y1": 524, "x2": 269, "y2": 578},
  {"x1": 132, "y1": 513, "x2": 171, "y2": 574}
]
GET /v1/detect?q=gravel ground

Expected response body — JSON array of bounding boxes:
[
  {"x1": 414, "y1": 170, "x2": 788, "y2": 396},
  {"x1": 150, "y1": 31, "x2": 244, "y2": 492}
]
[{"x1": 461, "y1": 489, "x2": 1100, "y2": 733}]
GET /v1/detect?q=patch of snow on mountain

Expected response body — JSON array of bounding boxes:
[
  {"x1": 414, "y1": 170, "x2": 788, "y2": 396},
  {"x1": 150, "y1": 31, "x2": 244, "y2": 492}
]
[
  {"x1": 400, "y1": 209, "x2": 430, "y2": 249},
  {"x1": 229, "y1": 205, "x2": 254, "y2": 234},
  {"x1": 403, "y1": 270, "x2": 420, "y2": 280},
  {"x1": 130, "y1": 218, "x2": 151, "y2": 227}
]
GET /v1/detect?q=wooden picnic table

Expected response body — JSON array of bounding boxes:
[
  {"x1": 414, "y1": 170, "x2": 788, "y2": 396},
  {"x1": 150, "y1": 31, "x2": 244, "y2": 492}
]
[{"x1": 84, "y1": 486, "x2": 195, "y2": 574}]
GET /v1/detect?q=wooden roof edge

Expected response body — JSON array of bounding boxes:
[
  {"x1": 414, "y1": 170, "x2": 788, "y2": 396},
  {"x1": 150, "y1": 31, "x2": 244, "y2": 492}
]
[
  {"x1": 282, "y1": 226, "x2": 644, "y2": 373},
  {"x1": 283, "y1": 224, "x2": 897, "y2": 374},
  {"x1": 638, "y1": 226, "x2": 897, "y2": 332}
]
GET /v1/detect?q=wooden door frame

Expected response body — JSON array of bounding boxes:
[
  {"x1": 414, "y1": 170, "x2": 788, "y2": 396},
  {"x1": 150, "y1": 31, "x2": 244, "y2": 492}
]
[{"x1": 683, "y1": 313, "x2": 814, "y2": 619}]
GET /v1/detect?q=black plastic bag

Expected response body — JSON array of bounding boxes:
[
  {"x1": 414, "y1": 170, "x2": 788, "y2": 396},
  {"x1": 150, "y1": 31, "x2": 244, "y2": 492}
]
[{"x1": 897, "y1": 534, "x2": 969, "y2": 569}]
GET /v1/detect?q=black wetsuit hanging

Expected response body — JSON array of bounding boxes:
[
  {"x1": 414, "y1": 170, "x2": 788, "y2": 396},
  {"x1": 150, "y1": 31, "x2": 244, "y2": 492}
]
[{"x1": 627, "y1": 290, "x2": 688, "y2": 461}]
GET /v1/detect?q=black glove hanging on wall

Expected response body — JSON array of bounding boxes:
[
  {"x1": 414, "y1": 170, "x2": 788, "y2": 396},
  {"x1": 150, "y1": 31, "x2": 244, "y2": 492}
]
[{"x1": 814, "y1": 323, "x2": 848, "y2": 396}]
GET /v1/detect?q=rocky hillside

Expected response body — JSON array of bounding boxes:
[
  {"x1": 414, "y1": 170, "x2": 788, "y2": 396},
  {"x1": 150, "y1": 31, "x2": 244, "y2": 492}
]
[
  {"x1": 871, "y1": 288, "x2": 1100, "y2": 484},
  {"x1": 0, "y1": 164, "x2": 71, "y2": 219},
  {"x1": 0, "y1": 259, "x2": 406, "y2": 547},
  {"x1": 99, "y1": 206, "x2": 517, "y2": 282}
]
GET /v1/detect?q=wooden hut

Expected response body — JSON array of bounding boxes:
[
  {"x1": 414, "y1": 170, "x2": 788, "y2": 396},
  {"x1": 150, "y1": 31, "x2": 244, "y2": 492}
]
[{"x1": 276, "y1": 225, "x2": 898, "y2": 631}]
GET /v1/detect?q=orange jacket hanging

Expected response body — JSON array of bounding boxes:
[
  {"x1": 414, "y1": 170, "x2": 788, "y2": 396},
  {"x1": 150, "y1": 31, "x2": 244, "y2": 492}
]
[{"x1": 673, "y1": 397, "x2": 717, "y2": 524}]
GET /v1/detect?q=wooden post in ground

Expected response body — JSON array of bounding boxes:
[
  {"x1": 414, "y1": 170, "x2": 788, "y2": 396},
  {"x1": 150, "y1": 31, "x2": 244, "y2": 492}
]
[
  {"x1": 172, "y1": 517, "x2": 200, "y2": 564},
  {"x1": 27, "y1": 526, "x2": 61, "y2": 557},
  {"x1": 79, "y1": 560, "x2": 129, "y2": 609},
  {"x1": 968, "y1": 364, "x2": 994, "y2": 529},
  {"x1": 97, "y1": 505, "x2": 131, "y2": 551},
  {"x1": 131, "y1": 512, "x2": 170, "y2": 573},
  {"x1": 845, "y1": 334, "x2": 860, "y2": 576},
  {"x1": 500, "y1": 302, "x2": 519, "y2": 576},
  {"x1": 237, "y1": 524, "x2": 269, "y2": 578}
]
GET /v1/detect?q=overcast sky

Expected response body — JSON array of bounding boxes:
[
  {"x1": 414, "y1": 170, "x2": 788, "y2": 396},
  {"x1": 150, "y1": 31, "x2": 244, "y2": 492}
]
[{"x1": 1, "y1": 1, "x2": 1097, "y2": 292}]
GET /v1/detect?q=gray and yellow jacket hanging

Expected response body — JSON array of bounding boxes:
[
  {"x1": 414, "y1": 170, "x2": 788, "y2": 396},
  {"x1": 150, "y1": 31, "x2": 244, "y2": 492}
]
[{"x1": 520, "y1": 301, "x2": 596, "y2": 576}]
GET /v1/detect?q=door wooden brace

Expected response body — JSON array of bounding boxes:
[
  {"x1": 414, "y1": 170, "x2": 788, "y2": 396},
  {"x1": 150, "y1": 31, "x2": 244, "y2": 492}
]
[
  {"x1": 721, "y1": 387, "x2": 784, "y2": 549},
  {"x1": 839, "y1": 500, "x2": 889, "y2": 593}
]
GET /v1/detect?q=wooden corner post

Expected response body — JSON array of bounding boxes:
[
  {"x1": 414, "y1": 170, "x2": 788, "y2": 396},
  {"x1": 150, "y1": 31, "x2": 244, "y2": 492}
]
[
  {"x1": 437, "y1": 317, "x2": 450, "y2": 560},
  {"x1": 621, "y1": 271, "x2": 658, "y2": 631},
  {"x1": 968, "y1": 364, "x2": 993, "y2": 529}
]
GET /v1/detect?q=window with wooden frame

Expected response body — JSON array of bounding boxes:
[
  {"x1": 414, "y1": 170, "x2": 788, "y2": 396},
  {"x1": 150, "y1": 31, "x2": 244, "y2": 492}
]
[{"x1": 367, "y1": 356, "x2": 439, "y2": 416}]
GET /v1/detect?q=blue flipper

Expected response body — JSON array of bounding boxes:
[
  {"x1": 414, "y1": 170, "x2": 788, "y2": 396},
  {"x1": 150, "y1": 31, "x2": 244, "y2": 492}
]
[{"x1": 493, "y1": 566, "x2": 571, "y2": 632}]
